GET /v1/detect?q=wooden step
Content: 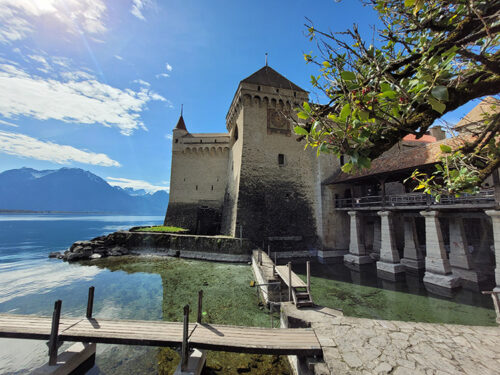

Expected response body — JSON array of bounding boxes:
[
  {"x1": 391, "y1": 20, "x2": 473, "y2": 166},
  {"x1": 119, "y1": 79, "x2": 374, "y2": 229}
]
[
  {"x1": 296, "y1": 300, "x2": 313, "y2": 307},
  {"x1": 295, "y1": 292, "x2": 310, "y2": 299}
]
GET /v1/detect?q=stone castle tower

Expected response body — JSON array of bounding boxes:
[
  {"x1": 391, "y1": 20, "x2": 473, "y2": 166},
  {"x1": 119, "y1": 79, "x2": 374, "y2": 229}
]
[{"x1": 165, "y1": 65, "x2": 339, "y2": 252}]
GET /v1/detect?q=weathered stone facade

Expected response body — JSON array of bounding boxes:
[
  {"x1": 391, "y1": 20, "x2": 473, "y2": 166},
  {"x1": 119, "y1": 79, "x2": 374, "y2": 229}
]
[{"x1": 165, "y1": 65, "x2": 337, "y2": 253}]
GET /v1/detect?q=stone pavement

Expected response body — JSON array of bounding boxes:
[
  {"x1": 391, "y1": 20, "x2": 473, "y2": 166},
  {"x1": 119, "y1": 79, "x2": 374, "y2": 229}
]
[{"x1": 281, "y1": 303, "x2": 500, "y2": 375}]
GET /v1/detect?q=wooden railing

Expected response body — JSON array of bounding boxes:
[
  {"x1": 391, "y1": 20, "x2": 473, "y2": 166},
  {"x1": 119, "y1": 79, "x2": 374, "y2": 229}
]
[{"x1": 335, "y1": 189, "x2": 495, "y2": 209}]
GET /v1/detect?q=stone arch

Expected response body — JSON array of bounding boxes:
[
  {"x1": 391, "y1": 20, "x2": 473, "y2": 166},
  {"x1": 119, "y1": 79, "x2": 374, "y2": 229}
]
[
  {"x1": 270, "y1": 98, "x2": 277, "y2": 108},
  {"x1": 243, "y1": 94, "x2": 252, "y2": 106},
  {"x1": 278, "y1": 99, "x2": 284, "y2": 110}
]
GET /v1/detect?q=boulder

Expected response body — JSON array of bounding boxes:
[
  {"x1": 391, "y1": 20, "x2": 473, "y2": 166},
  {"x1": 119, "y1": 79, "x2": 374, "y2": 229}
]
[
  {"x1": 48, "y1": 251, "x2": 61, "y2": 258},
  {"x1": 90, "y1": 253, "x2": 102, "y2": 259}
]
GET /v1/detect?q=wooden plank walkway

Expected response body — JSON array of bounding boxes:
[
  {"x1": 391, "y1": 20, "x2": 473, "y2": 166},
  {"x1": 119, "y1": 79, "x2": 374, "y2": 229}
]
[
  {"x1": 275, "y1": 265, "x2": 306, "y2": 288},
  {"x1": 0, "y1": 314, "x2": 321, "y2": 356}
]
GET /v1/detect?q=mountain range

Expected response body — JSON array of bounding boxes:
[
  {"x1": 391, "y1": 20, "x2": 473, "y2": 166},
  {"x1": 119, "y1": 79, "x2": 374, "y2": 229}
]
[{"x1": 0, "y1": 167, "x2": 169, "y2": 214}]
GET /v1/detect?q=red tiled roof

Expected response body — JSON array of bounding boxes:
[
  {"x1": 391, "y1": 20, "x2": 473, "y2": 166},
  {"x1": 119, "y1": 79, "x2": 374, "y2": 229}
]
[
  {"x1": 330, "y1": 136, "x2": 473, "y2": 184},
  {"x1": 402, "y1": 134, "x2": 437, "y2": 143}
]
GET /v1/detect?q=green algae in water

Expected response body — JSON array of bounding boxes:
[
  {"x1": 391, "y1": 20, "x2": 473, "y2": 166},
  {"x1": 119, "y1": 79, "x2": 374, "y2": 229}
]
[
  {"x1": 292, "y1": 264, "x2": 497, "y2": 326},
  {"x1": 82, "y1": 256, "x2": 291, "y2": 375}
]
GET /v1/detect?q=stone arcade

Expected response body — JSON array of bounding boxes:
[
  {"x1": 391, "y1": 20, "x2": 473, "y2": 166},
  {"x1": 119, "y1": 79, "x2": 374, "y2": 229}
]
[{"x1": 164, "y1": 65, "x2": 500, "y2": 293}]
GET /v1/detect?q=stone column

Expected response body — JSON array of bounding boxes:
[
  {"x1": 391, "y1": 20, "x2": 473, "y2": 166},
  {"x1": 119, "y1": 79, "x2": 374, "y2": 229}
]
[
  {"x1": 376, "y1": 211, "x2": 404, "y2": 279},
  {"x1": 449, "y1": 216, "x2": 478, "y2": 284},
  {"x1": 420, "y1": 210, "x2": 460, "y2": 290},
  {"x1": 344, "y1": 211, "x2": 373, "y2": 264},
  {"x1": 372, "y1": 217, "x2": 381, "y2": 257},
  {"x1": 401, "y1": 217, "x2": 425, "y2": 272},
  {"x1": 485, "y1": 210, "x2": 500, "y2": 291}
]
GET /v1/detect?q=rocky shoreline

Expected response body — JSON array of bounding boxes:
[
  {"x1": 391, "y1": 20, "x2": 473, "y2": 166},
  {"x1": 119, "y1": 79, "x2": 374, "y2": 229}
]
[
  {"x1": 50, "y1": 230, "x2": 255, "y2": 263},
  {"x1": 49, "y1": 233, "x2": 133, "y2": 261}
]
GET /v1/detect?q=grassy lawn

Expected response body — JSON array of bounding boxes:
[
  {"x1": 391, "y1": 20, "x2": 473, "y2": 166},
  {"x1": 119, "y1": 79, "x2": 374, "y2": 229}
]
[{"x1": 130, "y1": 225, "x2": 188, "y2": 233}]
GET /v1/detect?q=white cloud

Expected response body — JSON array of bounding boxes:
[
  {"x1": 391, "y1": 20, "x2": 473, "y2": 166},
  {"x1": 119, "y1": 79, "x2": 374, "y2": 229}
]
[
  {"x1": 0, "y1": 63, "x2": 167, "y2": 135},
  {"x1": 0, "y1": 130, "x2": 121, "y2": 167},
  {"x1": 0, "y1": 119, "x2": 18, "y2": 127},
  {"x1": 60, "y1": 70, "x2": 95, "y2": 81},
  {"x1": 106, "y1": 177, "x2": 169, "y2": 193},
  {"x1": 165, "y1": 133, "x2": 172, "y2": 140},
  {"x1": 156, "y1": 73, "x2": 169, "y2": 79},
  {"x1": 133, "y1": 79, "x2": 150, "y2": 87},
  {"x1": 166, "y1": 63, "x2": 172, "y2": 72},
  {"x1": 131, "y1": 0, "x2": 152, "y2": 21},
  {"x1": 0, "y1": 0, "x2": 108, "y2": 44},
  {"x1": 114, "y1": 55, "x2": 123, "y2": 60},
  {"x1": 27, "y1": 54, "x2": 50, "y2": 71}
]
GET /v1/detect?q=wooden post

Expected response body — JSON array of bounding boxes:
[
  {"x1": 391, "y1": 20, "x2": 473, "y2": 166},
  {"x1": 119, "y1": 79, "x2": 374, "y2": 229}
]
[
  {"x1": 288, "y1": 262, "x2": 292, "y2": 302},
  {"x1": 48, "y1": 300, "x2": 62, "y2": 366},
  {"x1": 197, "y1": 290, "x2": 203, "y2": 324},
  {"x1": 259, "y1": 250, "x2": 263, "y2": 266},
  {"x1": 306, "y1": 261, "x2": 311, "y2": 294},
  {"x1": 181, "y1": 304, "x2": 190, "y2": 371},
  {"x1": 86, "y1": 286, "x2": 95, "y2": 319}
]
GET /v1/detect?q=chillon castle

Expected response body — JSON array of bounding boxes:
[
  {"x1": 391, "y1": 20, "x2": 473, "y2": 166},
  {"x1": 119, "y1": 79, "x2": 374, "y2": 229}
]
[
  {"x1": 165, "y1": 65, "x2": 500, "y2": 293},
  {"x1": 164, "y1": 65, "x2": 337, "y2": 258}
]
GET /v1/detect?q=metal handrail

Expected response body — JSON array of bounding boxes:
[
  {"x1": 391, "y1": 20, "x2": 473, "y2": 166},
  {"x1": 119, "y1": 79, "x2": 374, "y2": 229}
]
[{"x1": 335, "y1": 189, "x2": 495, "y2": 209}]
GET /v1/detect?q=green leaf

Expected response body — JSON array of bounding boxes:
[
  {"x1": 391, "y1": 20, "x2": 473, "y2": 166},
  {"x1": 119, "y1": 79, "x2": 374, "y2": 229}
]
[
  {"x1": 380, "y1": 82, "x2": 391, "y2": 92},
  {"x1": 440, "y1": 144, "x2": 452, "y2": 153},
  {"x1": 340, "y1": 71, "x2": 356, "y2": 81},
  {"x1": 341, "y1": 162, "x2": 353, "y2": 173},
  {"x1": 427, "y1": 97, "x2": 446, "y2": 114},
  {"x1": 340, "y1": 103, "x2": 351, "y2": 121},
  {"x1": 431, "y1": 86, "x2": 449, "y2": 101},
  {"x1": 404, "y1": 0, "x2": 415, "y2": 6},
  {"x1": 303, "y1": 101, "x2": 311, "y2": 113},
  {"x1": 294, "y1": 126, "x2": 309, "y2": 135},
  {"x1": 297, "y1": 111, "x2": 309, "y2": 120},
  {"x1": 379, "y1": 90, "x2": 397, "y2": 99},
  {"x1": 322, "y1": 61, "x2": 331, "y2": 68},
  {"x1": 359, "y1": 110, "x2": 369, "y2": 121}
]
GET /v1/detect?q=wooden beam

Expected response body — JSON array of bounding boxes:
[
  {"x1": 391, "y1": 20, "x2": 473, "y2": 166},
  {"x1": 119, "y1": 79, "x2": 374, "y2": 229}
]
[
  {"x1": 181, "y1": 305, "x2": 190, "y2": 371},
  {"x1": 86, "y1": 287, "x2": 95, "y2": 319},
  {"x1": 48, "y1": 300, "x2": 62, "y2": 366},
  {"x1": 197, "y1": 290, "x2": 203, "y2": 324}
]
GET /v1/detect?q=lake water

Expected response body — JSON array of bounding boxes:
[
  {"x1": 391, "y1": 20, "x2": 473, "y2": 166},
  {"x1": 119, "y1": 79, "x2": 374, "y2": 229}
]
[{"x1": 0, "y1": 214, "x2": 497, "y2": 374}]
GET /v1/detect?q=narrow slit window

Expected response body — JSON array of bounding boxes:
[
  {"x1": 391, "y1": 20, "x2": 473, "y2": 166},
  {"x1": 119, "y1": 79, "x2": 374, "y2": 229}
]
[
  {"x1": 278, "y1": 154, "x2": 285, "y2": 166},
  {"x1": 196, "y1": 185, "x2": 198, "y2": 191}
]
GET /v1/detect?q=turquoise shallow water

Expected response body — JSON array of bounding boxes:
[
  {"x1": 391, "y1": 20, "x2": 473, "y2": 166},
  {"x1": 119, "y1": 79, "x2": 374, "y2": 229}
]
[
  {"x1": 0, "y1": 214, "x2": 497, "y2": 374},
  {"x1": 0, "y1": 214, "x2": 289, "y2": 375}
]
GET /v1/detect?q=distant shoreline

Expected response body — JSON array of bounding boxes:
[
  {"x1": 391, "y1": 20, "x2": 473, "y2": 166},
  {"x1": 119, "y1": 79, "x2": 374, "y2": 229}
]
[{"x1": 0, "y1": 209, "x2": 164, "y2": 215}]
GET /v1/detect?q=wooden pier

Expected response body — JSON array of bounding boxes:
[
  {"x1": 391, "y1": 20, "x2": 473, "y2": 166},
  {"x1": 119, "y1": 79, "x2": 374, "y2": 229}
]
[{"x1": 0, "y1": 314, "x2": 321, "y2": 356}]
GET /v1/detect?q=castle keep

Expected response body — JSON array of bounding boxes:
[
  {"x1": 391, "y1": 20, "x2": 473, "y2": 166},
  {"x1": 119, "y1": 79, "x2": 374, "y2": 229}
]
[
  {"x1": 165, "y1": 65, "x2": 338, "y2": 253},
  {"x1": 165, "y1": 69, "x2": 500, "y2": 295}
]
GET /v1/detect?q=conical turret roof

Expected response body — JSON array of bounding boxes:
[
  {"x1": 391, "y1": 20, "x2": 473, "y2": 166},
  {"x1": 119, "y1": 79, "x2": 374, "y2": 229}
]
[
  {"x1": 241, "y1": 65, "x2": 306, "y2": 92},
  {"x1": 174, "y1": 115, "x2": 187, "y2": 131}
]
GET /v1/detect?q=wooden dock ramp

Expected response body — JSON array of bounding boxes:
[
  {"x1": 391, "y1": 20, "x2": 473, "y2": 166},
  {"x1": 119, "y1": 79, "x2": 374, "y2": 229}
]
[
  {"x1": 0, "y1": 314, "x2": 322, "y2": 356},
  {"x1": 274, "y1": 264, "x2": 313, "y2": 308}
]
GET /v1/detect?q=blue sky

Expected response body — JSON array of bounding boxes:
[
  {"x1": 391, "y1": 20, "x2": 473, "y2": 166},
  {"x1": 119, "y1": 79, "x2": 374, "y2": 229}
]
[{"x1": 0, "y1": 0, "x2": 481, "y2": 193}]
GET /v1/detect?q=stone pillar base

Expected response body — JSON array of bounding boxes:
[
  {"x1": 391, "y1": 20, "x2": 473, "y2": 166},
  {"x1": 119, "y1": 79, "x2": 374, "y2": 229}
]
[
  {"x1": 401, "y1": 258, "x2": 425, "y2": 272},
  {"x1": 377, "y1": 261, "x2": 405, "y2": 281},
  {"x1": 423, "y1": 272, "x2": 460, "y2": 291},
  {"x1": 344, "y1": 253, "x2": 374, "y2": 265},
  {"x1": 317, "y1": 249, "x2": 347, "y2": 264},
  {"x1": 452, "y1": 268, "x2": 479, "y2": 284}
]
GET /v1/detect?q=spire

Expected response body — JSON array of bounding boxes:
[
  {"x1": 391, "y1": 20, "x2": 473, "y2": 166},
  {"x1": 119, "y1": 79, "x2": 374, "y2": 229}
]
[
  {"x1": 174, "y1": 105, "x2": 187, "y2": 131},
  {"x1": 265, "y1": 53, "x2": 268, "y2": 66}
]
